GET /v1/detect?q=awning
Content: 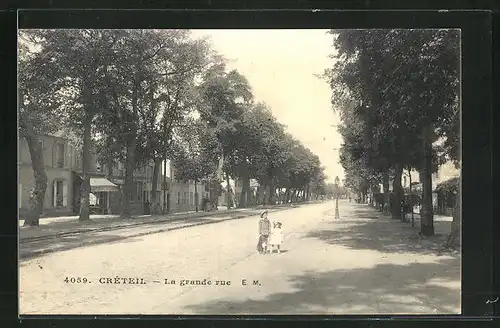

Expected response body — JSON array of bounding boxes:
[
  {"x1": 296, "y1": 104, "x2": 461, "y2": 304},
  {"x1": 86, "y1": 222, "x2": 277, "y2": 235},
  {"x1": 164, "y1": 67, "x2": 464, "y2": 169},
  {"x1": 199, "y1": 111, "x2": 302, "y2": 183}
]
[{"x1": 90, "y1": 177, "x2": 119, "y2": 192}]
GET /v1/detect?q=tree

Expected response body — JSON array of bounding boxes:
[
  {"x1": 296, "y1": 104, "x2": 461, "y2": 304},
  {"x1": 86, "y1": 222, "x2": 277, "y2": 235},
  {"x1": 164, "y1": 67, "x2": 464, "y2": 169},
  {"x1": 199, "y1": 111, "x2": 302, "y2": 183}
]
[
  {"x1": 198, "y1": 65, "x2": 253, "y2": 209},
  {"x1": 132, "y1": 30, "x2": 213, "y2": 214},
  {"x1": 171, "y1": 118, "x2": 220, "y2": 212},
  {"x1": 18, "y1": 31, "x2": 67, "y2": 226},
  {"x1": 325, "y1": 29, "x2": 460, "y2": 235},
  {"x1": 22, "y1": 29, "x2": 129, "y2": 222},
  {"x1": 87, "y1": 30, "x2": 213, "y2": 218}
]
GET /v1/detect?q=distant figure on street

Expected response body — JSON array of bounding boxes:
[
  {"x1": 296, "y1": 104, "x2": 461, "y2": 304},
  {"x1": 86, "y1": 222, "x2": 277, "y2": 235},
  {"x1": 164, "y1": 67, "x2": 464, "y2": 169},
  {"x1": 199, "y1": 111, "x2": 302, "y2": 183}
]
[
  {"x1": 257, "y1": 210, "x2": 271, "y2": 254},
  {"x1": 269, "y1": 221, "x2": 284, "y2": 254}
]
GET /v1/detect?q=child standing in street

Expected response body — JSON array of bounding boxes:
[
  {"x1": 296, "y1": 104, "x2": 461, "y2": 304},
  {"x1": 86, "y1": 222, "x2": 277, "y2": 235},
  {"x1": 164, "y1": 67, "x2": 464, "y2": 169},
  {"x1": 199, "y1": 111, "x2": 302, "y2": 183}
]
[
  {"x1": 269, "y1": 221, "x2": 284, "y2": 254},
  {"x1": 257, "y1": 210, "x2": 271, "y2": 254}
]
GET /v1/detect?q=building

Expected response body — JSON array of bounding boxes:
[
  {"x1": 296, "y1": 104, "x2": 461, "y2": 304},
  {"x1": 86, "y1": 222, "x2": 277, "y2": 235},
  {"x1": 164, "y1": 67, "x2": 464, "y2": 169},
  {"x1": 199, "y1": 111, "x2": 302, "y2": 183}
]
[
  {"x1": 18, "y1": 133, "x2": 82, "y2": 217},
  {"x1": 396, "y1": 161, "x2": 460, "y2": 215},
  {"x1": 18, "y1": 134, "x2": 210, "y2": 218},
  {"x1": 432, "y1": 161, "x2": 460, "y2": 216},
  {"x1": 167, "y1": 161, "x2": 210, "y2": 213}
]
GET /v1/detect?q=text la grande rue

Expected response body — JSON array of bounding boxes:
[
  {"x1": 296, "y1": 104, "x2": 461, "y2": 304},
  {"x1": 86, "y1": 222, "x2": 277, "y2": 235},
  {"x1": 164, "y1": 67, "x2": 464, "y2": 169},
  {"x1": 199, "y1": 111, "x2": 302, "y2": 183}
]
[{"x1": 164, "y1": 279, "x2": 262, "y2": 287}]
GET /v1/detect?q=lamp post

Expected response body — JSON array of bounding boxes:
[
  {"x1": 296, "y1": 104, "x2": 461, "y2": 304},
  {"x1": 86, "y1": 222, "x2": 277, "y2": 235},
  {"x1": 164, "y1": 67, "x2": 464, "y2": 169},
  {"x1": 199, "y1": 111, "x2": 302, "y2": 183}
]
[{"x1": 334, "y1": 176, "x2": 340, "y2": 219}]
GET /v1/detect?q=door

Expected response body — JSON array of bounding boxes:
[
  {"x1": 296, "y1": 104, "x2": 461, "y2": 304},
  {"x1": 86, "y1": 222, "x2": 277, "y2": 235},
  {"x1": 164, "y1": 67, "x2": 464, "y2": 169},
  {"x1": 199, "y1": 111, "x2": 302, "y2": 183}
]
[{"x1": 99, "y1": 192, "x2": 108, "y2": 214}]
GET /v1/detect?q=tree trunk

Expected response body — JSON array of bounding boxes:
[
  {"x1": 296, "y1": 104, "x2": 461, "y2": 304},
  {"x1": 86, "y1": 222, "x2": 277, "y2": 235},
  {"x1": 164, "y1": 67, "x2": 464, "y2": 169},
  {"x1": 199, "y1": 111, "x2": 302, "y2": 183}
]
[
  {"x1": 209, "y1": 178, "x2": 219, "y2": 208},
  {"x1": 23, "y1": 130, "x2": 47, "y2": 227},
  {"x1": 79, "y1": 111, "x2": 92, "y2": 222},
  {"x1": 421, "y1": 126, "x2": 435, "y2": 236},
  {"x1": 151, "y1": 158, "x2": 161, "y2": 214},
  {"x1": 391, "y1": 163, "x2": 405, "y2": 221},
  {"x1": 382, "y1": 170, "x2": 390, "y2": 213},
  {"x1": 122, "y1": 135, "x2": 137, "y2": 218},
  {"x1": 194, "y1": 180, "x2": 198, "y2": 212},
  {"x1": 239, "y1": 174, "x2": 250, "y2": 208},
  {"x1": 268, "y1": 180, "x2": 275, "y2": 205},
  {"x1": 225, "y1": 172, "x2": 232, "y2": 209},
  {"x1": 162, "y1": 157, "x2": 167, "y2": 214},
  {"x1": 285, "y1": 188, "x2": 290, "y2": 203},
  {"x1": 121, "y1": 85, "x2": 139, "y2": 219}
]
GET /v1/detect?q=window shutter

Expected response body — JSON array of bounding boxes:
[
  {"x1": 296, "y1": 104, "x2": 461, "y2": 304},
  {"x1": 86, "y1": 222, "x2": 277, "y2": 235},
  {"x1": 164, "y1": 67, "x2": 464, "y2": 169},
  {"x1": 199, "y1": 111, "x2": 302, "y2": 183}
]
[
  {"x1": 52, "y1": 144, "x2": 56, "y2": 168},
  {"x1": 52, "y1": 180, "x2": 57, "y2": 207},
  {"x1": 63, "y1": 144, "x2": 66, "y2": 168},
  {"x1": 63, "y1": 181, "x2": 68, "y2": 206}
]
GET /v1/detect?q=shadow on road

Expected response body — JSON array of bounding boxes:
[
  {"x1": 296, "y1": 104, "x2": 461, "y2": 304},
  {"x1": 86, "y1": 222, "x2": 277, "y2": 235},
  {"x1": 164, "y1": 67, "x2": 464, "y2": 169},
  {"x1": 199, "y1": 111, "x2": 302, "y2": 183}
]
[
  {"x1": 183, "y1": 258, "x2": 460, "y2": 314},
  {"x1": 307, "y1": 206, "x2": 456, "y2": 256}
]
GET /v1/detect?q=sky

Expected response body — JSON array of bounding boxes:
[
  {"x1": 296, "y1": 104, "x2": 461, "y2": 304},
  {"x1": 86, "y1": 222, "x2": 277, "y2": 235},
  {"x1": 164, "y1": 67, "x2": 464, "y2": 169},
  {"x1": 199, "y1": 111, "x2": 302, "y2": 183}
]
[{"x1": 190, "y1": 29, "x2": 344, "y2": 184}]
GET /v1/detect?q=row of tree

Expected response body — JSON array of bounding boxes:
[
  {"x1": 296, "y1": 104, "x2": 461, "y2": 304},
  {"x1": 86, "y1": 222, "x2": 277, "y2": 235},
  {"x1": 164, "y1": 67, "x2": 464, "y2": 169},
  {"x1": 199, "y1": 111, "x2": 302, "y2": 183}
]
[
  {"x1": 323, "y1": 29, "x2": 460, "y2": 243},
  {"x1": 19, "y1": 29, "x2": 329, "y2": 227}
]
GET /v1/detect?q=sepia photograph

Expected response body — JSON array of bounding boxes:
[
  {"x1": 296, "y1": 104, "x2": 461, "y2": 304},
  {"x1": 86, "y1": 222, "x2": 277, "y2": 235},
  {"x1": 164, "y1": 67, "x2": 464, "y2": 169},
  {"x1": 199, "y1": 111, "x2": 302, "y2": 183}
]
[{"x1": 18, "y1": 28, "x2": 461, "y2": 315}]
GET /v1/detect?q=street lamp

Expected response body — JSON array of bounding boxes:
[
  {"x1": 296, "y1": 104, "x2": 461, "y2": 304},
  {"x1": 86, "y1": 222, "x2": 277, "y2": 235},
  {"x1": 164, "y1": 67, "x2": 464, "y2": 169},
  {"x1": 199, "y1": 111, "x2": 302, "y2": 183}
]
[{"x1": 334, "y1": 176, "x2": 340, "y2": 219}]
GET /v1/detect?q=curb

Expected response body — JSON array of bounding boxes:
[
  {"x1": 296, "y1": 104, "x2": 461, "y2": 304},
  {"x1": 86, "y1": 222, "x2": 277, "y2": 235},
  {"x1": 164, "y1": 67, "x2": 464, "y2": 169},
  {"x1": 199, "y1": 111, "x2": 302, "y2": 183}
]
[
  {"x1": 20, "y1": 202, "x2": 310, "y2": 244},
  {"x1": 19, "y1": 208, "x2": 241, "y2": 244},
  {"x1": 19, "y1": 206, "x2": 294, "y2": 260}
]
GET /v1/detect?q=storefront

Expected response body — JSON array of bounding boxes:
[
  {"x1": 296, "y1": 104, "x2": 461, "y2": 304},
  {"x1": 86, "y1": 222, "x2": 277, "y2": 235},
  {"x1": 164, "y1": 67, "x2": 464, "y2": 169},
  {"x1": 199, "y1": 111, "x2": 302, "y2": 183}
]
[
  {"x1": 72, "y1": 174, "x2": 118, "y2": 215},
  {"x1": 89, "y1": 177, "x2": 119, "y2": 214}
]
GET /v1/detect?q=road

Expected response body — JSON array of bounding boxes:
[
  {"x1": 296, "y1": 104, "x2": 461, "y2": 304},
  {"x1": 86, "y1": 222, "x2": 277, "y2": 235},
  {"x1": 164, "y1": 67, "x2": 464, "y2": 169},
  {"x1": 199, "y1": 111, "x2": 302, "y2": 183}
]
[{"x1": 19, "y1": 201, "x2": 460, "y2": 315}]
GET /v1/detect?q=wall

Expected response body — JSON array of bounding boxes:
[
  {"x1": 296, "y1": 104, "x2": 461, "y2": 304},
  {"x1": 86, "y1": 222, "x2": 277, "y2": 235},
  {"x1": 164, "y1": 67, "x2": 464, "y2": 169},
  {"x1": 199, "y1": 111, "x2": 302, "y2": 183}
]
[
  {"x1": 18, "y1": 135, "x2": 77, "y2": 218},
  {"x1": 396, "y1": 161, "x2": 460, "y2": 190},
  {"x1": 168, "y1": 179, "x2": 209, "y2": 213},
  {"x1": 19, "y1": 134, "x2": 212, "y2": 217}
]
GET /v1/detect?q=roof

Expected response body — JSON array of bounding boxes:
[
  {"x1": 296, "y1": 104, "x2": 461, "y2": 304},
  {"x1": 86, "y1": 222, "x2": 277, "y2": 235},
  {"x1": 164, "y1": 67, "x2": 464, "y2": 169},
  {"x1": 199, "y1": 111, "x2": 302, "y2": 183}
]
[{"x1": 89, "y1": 177, "x2": 119, "y2": 192}]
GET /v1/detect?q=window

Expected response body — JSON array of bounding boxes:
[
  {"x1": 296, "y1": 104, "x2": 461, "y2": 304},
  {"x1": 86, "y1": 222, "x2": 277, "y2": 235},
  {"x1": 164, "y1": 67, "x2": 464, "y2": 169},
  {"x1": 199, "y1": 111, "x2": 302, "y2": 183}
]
[
  {"x1": 183, "y1": 192, "x2": 188, "y2": 205},
  {"x1": 129, "y1": 186, "x2": 134, "y2": 201},
  {"x1": 90, "y1": 193, "x2": 97, "y2": 205},
  {"x1": 177, "y1": 192, "x2": 181, "y2": 204},
  {"x1": 99, "y1": 192, "x2": 106, "y2": 207},
  {"x1": 136, "y1": 182, "x2": 143, "y2": 201},
  {"x1": 52, "y1": 180, "x2": 66, "y2": 207},
  {"x1": 56, "y1": 143, "x2": 65, "y2": 168},
  {"x1": 38, "y1": 140, "x2": 44, "y2": 150},
  {"x1": 190, "y1": 192, "x2": 194, "y2": 205}
]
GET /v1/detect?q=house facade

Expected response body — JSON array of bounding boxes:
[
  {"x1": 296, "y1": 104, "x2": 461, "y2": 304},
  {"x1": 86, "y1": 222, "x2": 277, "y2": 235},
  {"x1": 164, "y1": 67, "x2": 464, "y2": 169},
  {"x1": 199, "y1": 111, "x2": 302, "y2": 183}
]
[
  {"x1": 167, "y1": 162, "x2": 210, "y2": 213},
  {"x1": 396, "y1": 161, "x2": 460, "y2": 215},
  {"x1": 19, "y1": 134, "x2": 212, "y2": 218},
  {"x1": 18, "y1": 133, "x2": 86, "y2": 218}
]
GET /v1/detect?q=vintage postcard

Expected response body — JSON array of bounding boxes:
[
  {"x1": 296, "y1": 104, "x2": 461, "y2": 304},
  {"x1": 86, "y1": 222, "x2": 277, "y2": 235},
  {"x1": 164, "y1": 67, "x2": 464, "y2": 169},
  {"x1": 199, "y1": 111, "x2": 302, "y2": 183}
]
[{"x1": 18, "y1": 28, "x2": 461, "y2": 315}]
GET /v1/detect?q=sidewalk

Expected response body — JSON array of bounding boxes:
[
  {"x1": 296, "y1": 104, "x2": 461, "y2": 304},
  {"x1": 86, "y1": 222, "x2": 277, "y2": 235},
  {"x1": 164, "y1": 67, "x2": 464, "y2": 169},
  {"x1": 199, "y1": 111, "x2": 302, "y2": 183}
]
[
  {"x1": 403, "y1": 212, "x2": 453, "y2": 236},
  {"x1": 356, "y1": 204, "x2": 456, "y2": 255},
  {"x1": 19, "y1": 202, "x2": 309, "y2": 242}
]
